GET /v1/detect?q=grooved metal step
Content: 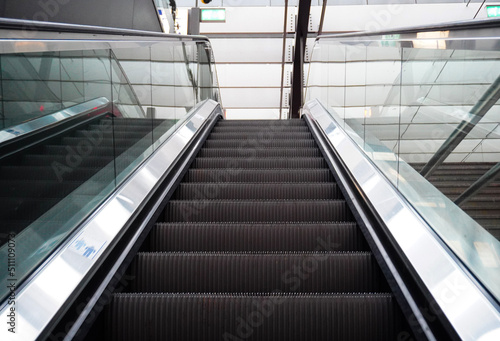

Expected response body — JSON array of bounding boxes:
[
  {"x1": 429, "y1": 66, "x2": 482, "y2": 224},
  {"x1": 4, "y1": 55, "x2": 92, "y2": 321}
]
[
  {"x1": 60, "y1": 136, "x2": 150, "y2": 146},
  {"x1": 0, "y1": 180, "x2": 106, "y2": 198},
  {"x1": 198, "y1": 148, "x2": 322, "y2": 158},
  {"x1": 127, "y1": 252, "x2": 388, "y2": 293},
  {"x1": 164, "y1": 200, "x2": 353, "y2": 222},
  {"x1": 412, "y1": 161, "x2": 500, "y2": 240},
  {"x1": 211, "y1": 125, "x2": 310, "y2": 133},
  {"x1": 184, "y1": 169, "x2": 334, "y2": 183},
  {"x1": 0, "y1": 195, "x2": 99, "y2": 219},
  {"x1": 103, "y1": 118, "x2": 409, "y2": 340},
  {"x1": 173, "y1": 183, "x2": 340, "y2": 200},
  {"x1": 42, "y1": 145, "x2": 148, "y2": 156},
  {"x1": 0, "y1": 117, "x2": 170, "y2": 235},
  {"x1": 108, "y1": 294, "x2": 407, "y2": 341},
  {"x1": 73, "y1": 131, "x2": 150, "y2": 139},
  {"x1": 208, "y1": 132, "x2": 313, "y2": 140},
  {"x1": 150, "y1": 222, "x2": 367, "y2": 252},
  {"x1": 203, "y1": 139, "x2": 317, "y2": 148},
  {"x1": 0, "y1": 166, "x2": 113, "y2": 181},
  {"x1": 22, "y1": 154, "x2": 113, "y2": 168},
  {"x1": 191, "y1": 157, "x2": 328, "y2": 169},
  {"x1": 216, "y1": 119, "x2": 306, "y2": 126}
]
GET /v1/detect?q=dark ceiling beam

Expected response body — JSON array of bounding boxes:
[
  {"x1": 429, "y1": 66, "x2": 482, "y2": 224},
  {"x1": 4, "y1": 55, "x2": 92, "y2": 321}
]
[{"x1": 290, "y1": 0, "x2": 311, "y2": 119}]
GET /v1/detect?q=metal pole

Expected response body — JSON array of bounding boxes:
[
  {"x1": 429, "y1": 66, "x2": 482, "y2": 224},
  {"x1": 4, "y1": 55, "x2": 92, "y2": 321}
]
[
  {"x1": 420, "y1": 74, "x2": 500, "y2": 178},
  {"x1": 455, "y1": 162, "x2": 500, "y2": 206},
  {"x1": 279, "y1": 0, "x2": 289, "y2": 119},
  {"x1": 290, "y1": 0, "x2": 312, "y2": 119},
  {"x1": 318, "y1": 0, "x2": 328, "y2": 36},
  {"x1": 474, "y1": 0, "x2": 486, "y2": 19}
]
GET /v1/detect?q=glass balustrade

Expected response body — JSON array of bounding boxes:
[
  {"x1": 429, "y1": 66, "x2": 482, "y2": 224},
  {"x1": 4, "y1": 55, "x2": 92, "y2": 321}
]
[
  {"x1": 0, "y1": 33, "x2": 220, "y2": 301},
  {"x1": 306, "y1": 25, "x2": 500, "y2": 301}
]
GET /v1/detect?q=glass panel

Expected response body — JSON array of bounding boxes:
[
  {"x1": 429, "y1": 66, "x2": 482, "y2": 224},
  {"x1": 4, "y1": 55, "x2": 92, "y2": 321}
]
[
  {"x1": 0, "y1": 49, "x2": 115, "y2": 302},
  {"x1": 0, "y1": 38, "x2": 220, "y2": 301},
  {"x1": 306, "y1": 34, "x2": 500, "y2": 301}
]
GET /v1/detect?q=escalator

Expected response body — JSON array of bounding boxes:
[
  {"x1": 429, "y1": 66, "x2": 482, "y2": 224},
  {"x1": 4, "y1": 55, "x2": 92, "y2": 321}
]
[
  {"x1": 2, "y1": 17, "x2": 500, "y2": 341},
  {"x1": 99, "y1": 118, "x2": 412, "y2": 340}
]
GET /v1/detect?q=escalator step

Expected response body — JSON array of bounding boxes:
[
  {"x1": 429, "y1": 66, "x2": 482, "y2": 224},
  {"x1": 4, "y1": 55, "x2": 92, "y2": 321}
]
[
  {"x1": 460, "y1": 201, "x2": 500, "y2": 210},
  {"x1": 208, "y1": 132, "x2": 313, "y2": 140},
  {"x1": 427, "y1": 175, "x2": 489, "y2": 182},
  {"x1": 127, "y1": 252, "x2": 388, "y2": 293},
  {"x1": 173, "y1": 183, "x2": 340, "y2": 200},
  {"x1": 100, "y1": 118, "x2": 413, "y2": 340},
  {"x1": 164, "y1": 200, "x2": 352, "y2": 222},
  {"x1": 203, "y1": 139, "x2": 317, "y2": 149},
  {"x1": 191, "y1": 157, "x2": 327, "y2": 169},
  {"x1": 108, "y1": 293, "x2": 406, "y2": 341},
  {"x1": 216, "y1": 119, "x2": 306, "y2": 126},
  {"x1": 0, "y1": 195, "x2": 100, "y2": 219},
  {"x1": 198, "y1": 148, "x2": 322, "y2": 158},
  {"x1": 42, "y1": 145, "x2": 149, "y2": 156},
  {"x1": 87, "y1": 123, "x2": 155, "y2": 131},
  {"x1": 60, "y1": 136, "x2": 149, "y2": 147},
  {"x1": 107, "y1": 118, "x2": 169, "y2": 124},
  {"x1": 0, "y1": 166, "x2": 113, "y2": 182},
  {"x1": 184, "y1": 169, "x2": 334, "y2": 183},
  {"x1": 73, "y1": 131, "x2": 150, "y2": 139},
  {"x1": 22, "y1": 154, "x2": 113, "y2": 168},
  {"x1": 0, "y1": 180, "x2": 106, "y2": 198},
  {"x1": 0, "y1": 219, "x2": 67, "y2": 237},
  {"x1": 211, "y1": 125, "x2": 310, "y2": 133},
  {"x1": 150, "y1": 222, "x2": 367, "y2": 252}
]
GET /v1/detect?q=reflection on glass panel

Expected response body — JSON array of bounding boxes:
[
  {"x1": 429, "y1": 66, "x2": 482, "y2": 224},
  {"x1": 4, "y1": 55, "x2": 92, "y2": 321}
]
[
  {"x1": 0, "y1": 38, "x2": 220, "y2": 301},
  {"x1": 0, "y1": 48, "x2": 116, "y2": 302},
  {"x1": 306, "y1": 35, "x2": 500, "y2": 301}
]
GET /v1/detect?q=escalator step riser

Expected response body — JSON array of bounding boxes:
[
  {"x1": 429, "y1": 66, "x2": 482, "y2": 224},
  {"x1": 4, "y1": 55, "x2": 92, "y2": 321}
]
[
  {"x1": 198, "y1": 148, "x2": 322, "y2": 158},
  {"x1": 0, "y1": 195, "x2": 100, "y2": 219},
  {"x1": 461, "y1": 202, "x2": 500, "y2": 210},
  {"x1": 87, "y1": 123, "x2": 157, "y2": 131},
  {"x1": 440, "y1": 188, "x2": 500, "y2": 195},
  {"x1": 73, "y1": 131, "x2": 150, "y2": 139},
  {"x1": 0, "y1": 180, "x2": 105, "y2": 198},
  {"x1": 191, "y1": 158, "x2": 328, "y2": 169},
  {"x1": 107, "y1": 118, "x2": 171, "y2": 124},
  {"x1": 173, "y1": 183, "x2": 340, "y2": 200},
  {"x1": 150, "y1": 222, "x2": 367, "y2": 252},
  {"x1": 480, "y1": 226, "x2": 500, "y2": 239},
  {"x1": 216, "y1": 119, "x2": 306, "y2": 126},
  {"x1": 464, "y1": 210, "x2": 500, "y2": 218},
  {"x1": 99, "y1": 121, "x2": 170, "y2": 129},
  {"x1": 184, "y1": 169, "x2": 334, "y2": 183},
  {"x1": 22, "y1": 155, "x2": 113, "y2": 168},
  {"x1": 0, "y1": 166, "x2": 113, "y2": 182},
  {"x1": 43, "y1": 145, "x2": 149, "y2": 156},
  {"x1": 164, "y1": 201, "x2": 353, "y2": 222},
  {"x1": 0, "y1": 198, "x2": 59, "y2": 219},
  {"x1": 128, "y1": 252, "x2": 387, "y2": 293},
  {"x1": 208, "y1": 132, "x2": 313, "y2": 140},
  {"x1": 60, "y1": 136, "x2": 153, "y2": 146},
  {"x1": 211, "y1": 126, "x2": 310, "y2": 133},
  {"x1": 204, "y1": 139, "x2": 317, "y2": 149},
  {"x1": 109, "y1": 294, "x2": 405, "y2": 341},
  {"x1": 430, "y1": 182, "x2": 500, "y2": 188},
  {"x1": 428, "y1": 176, "x2": 490, "y2": 182}
]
